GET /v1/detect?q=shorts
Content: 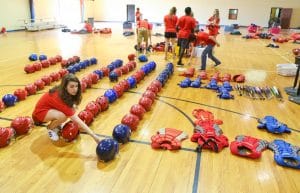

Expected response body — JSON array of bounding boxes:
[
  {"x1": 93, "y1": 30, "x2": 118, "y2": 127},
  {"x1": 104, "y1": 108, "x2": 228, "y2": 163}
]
[
  {"x1": 32, "y1": 110, "x2": 48, "y2": 125},
  {"x1": 137, "y1": 28, "x2": 148, "y2": 43},
  {"x1": 164, "y1": 32, "x2": 177, "y2": 38}
]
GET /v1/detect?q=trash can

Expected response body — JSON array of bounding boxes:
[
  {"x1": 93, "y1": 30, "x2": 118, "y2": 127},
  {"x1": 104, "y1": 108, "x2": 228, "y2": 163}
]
[{"x1": 88, "y1": 17, "x2": 94, "y2": 27}]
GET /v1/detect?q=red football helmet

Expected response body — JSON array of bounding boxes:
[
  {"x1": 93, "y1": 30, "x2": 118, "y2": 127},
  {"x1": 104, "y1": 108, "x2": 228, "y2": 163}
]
[
  {"x1": 34, "y1": 79, "x2": 45, "y2": 90},
  {"x1": 121, "y1": 113, "x2": 140, "y2": 131},
  {"x1": 61, "y1": 121, "x2": 80, "y2": 142},
  {"x1": 14, "y1": 88, "x2": 28, "y2": 101},
  {"x1": 113, "y1": 84, "x2": 125, "y2": 98},
  {"x1": 142, "y1": 90, "x2": 156, "y2": 103},
  {"x1": 130, "y1": 104, "x2": 146, "y2": 120},
  {"x1": 78, "y1": 110, "x2": 94, "y2": 125},
  {"x1": 85, "y1": 101, "x2": 101, "y2": 116},
  {"x1": 128, "y1": 53, "x2": 136, "y2": 61},
  {"x1": 139, "y1": 97, "x2": 153, "y2": 111},
  {"x1": 151, "y1": 80, "x2": 162, "y2": 92},
  {"x1": 95, "y1": 96, "x2": 109, "y2": 111},
  {"x1": 41, "y1": 75, "x2": 52, "y2": 85},
  {"x1": 0, "y1": 127, "x2": 15, "y2": 148},
  {"x1": 10, "y1": 116, "x2": 33, "y2": 135}
]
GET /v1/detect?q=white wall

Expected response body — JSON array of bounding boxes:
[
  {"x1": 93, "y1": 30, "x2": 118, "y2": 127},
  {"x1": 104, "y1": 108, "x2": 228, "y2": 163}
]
[
  {"x1": 86, "y1": 0, "x2": 300, "y2": 28},
  {"x1": 0, "y1": 0, "x2": 299, "y2": 31},
  {"x1": 0, "y1": 0, "x2": 30, "y2": 31}
]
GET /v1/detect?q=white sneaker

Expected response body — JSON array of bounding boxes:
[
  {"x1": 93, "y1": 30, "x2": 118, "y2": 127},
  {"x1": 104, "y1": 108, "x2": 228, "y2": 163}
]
[{"x1": 47, "y1": 128, "x2": 60, "y2": 141}]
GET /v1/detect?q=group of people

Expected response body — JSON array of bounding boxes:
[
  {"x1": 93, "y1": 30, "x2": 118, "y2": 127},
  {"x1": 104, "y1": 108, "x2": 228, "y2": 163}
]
[
  {"x1": 163, "y1": 7, "x2": 221, "y2": 70},
  {"x1": 135, "y1": 7, "x2": 221, "y2": 70},
  {"x1": 32, "y1": 7, "x2": 222, "y2": 145}
]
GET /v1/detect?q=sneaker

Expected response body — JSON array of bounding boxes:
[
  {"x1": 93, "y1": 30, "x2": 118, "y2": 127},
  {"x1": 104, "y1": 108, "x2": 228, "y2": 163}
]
[
  {"x1": 214, "y1": 62, "x2": 221, "y2": 67},
  {"x1": 48, "y1": 129, "x2": 59, "y2": 141},
  {"x1": 177, "y1": 62, "x2": 184, "y2": 66},
  {"x1": 47, "y1": 126, "x2": 62, "y2": 141}
]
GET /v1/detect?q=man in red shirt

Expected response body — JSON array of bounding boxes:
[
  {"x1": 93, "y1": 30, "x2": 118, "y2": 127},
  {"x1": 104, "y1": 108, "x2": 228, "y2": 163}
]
[
  {"x1": 176, "y1": 7, "x2": 196, "y2": 66},
  {"x1": 196, "y1": 31, "x2": 221, "y2": 70},
  {"x1": 135, "y1": 8, "x2": 142, "y2": 23},
  {"x1": 164, "y1": 7, "x2": 178, "y2": 60},
  {"x1": 137, "y1": 18, "x2": 151, "y2": 54}
]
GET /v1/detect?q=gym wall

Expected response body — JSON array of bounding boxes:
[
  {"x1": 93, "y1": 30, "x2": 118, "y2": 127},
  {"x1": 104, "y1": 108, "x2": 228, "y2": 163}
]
[
  {"x1": 87, "y1": 0, "x2": 300, "y2": 28},
  {"x1": 0, "y1": 0, "x2": 299, "y2": 31},
  {"x1": 0, "y1": 0, "x2": 30, "y2": 31}
]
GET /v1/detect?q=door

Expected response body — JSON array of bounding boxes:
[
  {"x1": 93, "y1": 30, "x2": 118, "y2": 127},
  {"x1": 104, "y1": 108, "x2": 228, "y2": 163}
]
[
  {"x1": 269, "y1": 7, "x2": 281, "y2": 28},
  {"x1": 127, "y1": 4, "x2": 135, "y2": 22},
  {"x1": 280, "y1": 8, "x2": 293, "y2": 29}
]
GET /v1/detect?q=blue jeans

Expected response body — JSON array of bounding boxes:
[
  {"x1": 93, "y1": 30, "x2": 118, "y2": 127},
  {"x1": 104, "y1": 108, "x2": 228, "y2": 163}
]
[{"x1": 201, "y1": 44, "x2": 221, "y2": 70}]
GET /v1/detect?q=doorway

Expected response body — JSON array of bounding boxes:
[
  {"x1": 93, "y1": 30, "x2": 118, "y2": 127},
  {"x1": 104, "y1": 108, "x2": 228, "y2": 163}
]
[
  {"x1": 269, "y1": 7, "x2": 292, "y2": 29},
  {"x1": 127, "y1": 4, "x2": 135, "y2": 22}
]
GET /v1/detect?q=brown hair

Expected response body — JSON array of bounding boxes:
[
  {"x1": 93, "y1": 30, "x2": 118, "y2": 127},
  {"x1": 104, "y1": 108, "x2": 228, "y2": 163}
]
[
  {"x1": 214, "y1": 9, "x2": 220, "y2": 18},
  {"x1": 170, "y1": 7, "x2": 177, "y2": 15},
  {"x1": 49, "y1": 73, "x2": 82, "y2": 107}
]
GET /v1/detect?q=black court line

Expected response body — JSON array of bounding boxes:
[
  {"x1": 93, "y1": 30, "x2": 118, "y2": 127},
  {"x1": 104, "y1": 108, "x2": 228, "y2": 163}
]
[
  {"x1": 157, "y1": 94, "x2": 260, "y2": 120},
  {"x1": 193, "y1": 152, "x2": 202, "y2": 193},
  {"x1": 126, "y1": 90, "x2": 300, "y2": 133},
  {"x1": 0, "y1": 86, "x2": 297, "y2": 193},
  {"x1": 101, "y1": 90, "x2": 202, "y2": 193}
]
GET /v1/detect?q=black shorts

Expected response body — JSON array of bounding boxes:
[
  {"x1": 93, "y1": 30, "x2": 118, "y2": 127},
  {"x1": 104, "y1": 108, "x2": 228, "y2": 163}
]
[{"x1": 164, "y1": 32, "x2": 177, "y2": 38}]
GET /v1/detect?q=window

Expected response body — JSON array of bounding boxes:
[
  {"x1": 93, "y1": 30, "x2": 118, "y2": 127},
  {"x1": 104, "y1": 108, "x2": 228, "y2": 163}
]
[{"x1": 228, "y1": 9, "x2": 238, "y2": 20}]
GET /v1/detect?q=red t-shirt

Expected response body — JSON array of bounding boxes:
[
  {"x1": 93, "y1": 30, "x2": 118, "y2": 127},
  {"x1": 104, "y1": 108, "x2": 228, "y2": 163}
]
[
  {"x1": 137, "y1": 20, "x2": 151, "y2": 29},
  {"x1": 164, "y1": 15, "x2": 178, "y2": 33},
  {"x1": 176, "y1": 15, "x2": 196, "y2": 39},
  {"x1": 136, "y1": 11, "x2": 141, "y2": 22},
  {"x1": 196, "y1": 32, "x2": 216, "y2": 46},
  {"x1": 84, "y1": 23, "x2": 93, "y2": 33},
  {"x1": 32, "y1": 91, "x2": 75, "y2": 122},
  {"x1": 208, "y1": 16, "x2": 220, "y2": 25}
]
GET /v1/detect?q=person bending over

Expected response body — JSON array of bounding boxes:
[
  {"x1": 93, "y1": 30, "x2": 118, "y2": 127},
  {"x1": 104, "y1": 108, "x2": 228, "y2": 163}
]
[{"x1": 32, "y1": 73, "x2": 101, "y2": 143}]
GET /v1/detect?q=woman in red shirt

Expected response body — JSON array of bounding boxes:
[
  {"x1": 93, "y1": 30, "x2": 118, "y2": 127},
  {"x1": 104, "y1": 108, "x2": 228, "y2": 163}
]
[
  {"x1": 207, "y1": 9, "x2": 220, "y2": 36},
  {"x1": 32, "y1": 73, "x2": 100, "y2": 143},
  {"x1": 164, "y1": 7, "x2": 178, "y2": 60}
]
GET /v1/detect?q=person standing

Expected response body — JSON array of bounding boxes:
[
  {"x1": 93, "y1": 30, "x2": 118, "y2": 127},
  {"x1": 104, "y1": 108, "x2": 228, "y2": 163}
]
[
  {"x1": 135, "y1": 8, "x2": 142, "y2": 23},
  {"x1": 196, "y1": 31, "x2": 221, "y2": 70},
  {"x1": 207, "y1": 9, "x2": 220, "y2": 36},
  {"x1": 176, "y1": 7, "x2": 196, "y2": 66},
  {"x1": 163, "y1": 7, "x2": 178, "y2": 60},
  {"x1": 136, "y1": 18, "x2": 151, "y2": 54},
  {"x1": 32, "y1": 73, "x2": 101, "y2": 143}
]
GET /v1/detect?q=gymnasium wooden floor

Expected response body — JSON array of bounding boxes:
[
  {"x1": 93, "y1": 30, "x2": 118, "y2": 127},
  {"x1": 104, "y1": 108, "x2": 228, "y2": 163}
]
[{"x1": 0, "y1": 23, "x2": 299, "y2": 193}]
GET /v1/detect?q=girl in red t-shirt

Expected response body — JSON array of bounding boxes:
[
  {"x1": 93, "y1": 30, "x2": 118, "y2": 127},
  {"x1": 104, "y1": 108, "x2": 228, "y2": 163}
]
[
  {"x1": 164, "y1": 7, "x2": 178, "y2": 60},
  {"x1": 207, "y1": 9, "x2": 220, "y2": 36},
  {"x1": 32, "y1": 74, "x2": 100, "y2": 143}
]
